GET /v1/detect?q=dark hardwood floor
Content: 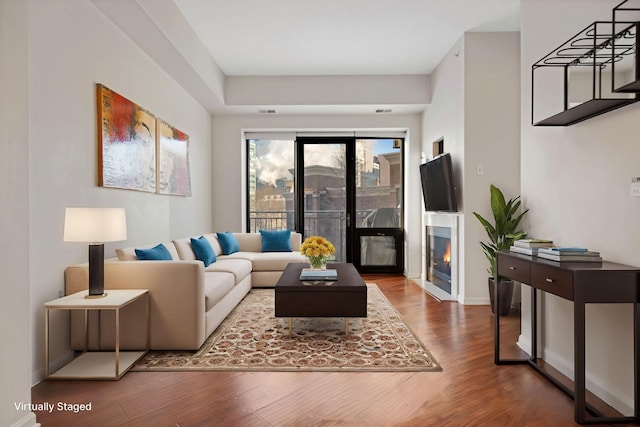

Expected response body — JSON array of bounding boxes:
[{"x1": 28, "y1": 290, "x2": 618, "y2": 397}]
[{"x1": 32, "y1": 276, "x2": 626, "y2": 426}]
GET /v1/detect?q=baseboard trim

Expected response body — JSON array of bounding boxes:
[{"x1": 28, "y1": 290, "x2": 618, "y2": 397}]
[
  {"x1": 10, "y1": 411, "x2": 39, "y2": 427},
  {"x1": 516, "y1": 334, "x2": 531, "y2": 355},
  {"x1": 32, "y1": 350, "x2": 74, "y2": 386},
  {"x1": 543, "y1": 349, "x2": 633, "y2": 416},
  {"x1": 459, "y1": 296, "x2": 489, "y2": 305}
]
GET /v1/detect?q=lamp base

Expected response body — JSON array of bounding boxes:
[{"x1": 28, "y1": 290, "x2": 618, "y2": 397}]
[
  {"x1": 88, "y1": 243, "x2": 105, "y2": 297},
  {"x1": 84, "y1": 293, "x2": 108, "y2": 299}
]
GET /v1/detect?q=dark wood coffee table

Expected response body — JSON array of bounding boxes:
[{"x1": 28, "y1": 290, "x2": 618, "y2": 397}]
[{"x1": 275, "y1": 263, "x2": 367, "y2": 335}]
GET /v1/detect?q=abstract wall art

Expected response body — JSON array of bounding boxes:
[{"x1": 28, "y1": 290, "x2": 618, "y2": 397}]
[
  {"x1": 96, "y1": 83, "x2": 192, "y2": 196},
  {"x1": 156, "y1": 118, "x2": 191, "y2": 196},
  {"x1": 97, "y1": 84, "x2": 156, "y2": 193}
]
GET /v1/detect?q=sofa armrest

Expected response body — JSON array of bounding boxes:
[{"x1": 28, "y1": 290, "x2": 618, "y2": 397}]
[{"x1": 65, "y1": 260, "x2": 206, "y2": 350}]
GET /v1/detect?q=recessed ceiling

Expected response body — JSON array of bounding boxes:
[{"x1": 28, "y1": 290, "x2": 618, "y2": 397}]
[{"x1": 175, "y1": 0, "x2": 520, "y2": 76}]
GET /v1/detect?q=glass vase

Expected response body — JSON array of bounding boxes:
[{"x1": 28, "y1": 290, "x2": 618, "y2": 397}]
[{"x1": 307, "y1": 255, "x2": 328, "y2": 270}]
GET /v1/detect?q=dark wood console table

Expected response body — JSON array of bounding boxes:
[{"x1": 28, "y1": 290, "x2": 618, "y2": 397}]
[{"x1": 495, "y1": 251, "x2": 640, "y2": 425}]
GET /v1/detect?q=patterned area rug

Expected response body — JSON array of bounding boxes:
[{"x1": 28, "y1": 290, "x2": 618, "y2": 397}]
[{"x1": 132, "y1": 283, "x2": 441, "y2": 372}]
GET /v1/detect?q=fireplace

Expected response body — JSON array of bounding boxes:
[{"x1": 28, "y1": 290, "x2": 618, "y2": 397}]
[
  {"x1": 422, "y1": 213, "x2": 458, "y2": 301},
  {"x1": 426, "y1": 226, "x2": 452, "y2": 294}
]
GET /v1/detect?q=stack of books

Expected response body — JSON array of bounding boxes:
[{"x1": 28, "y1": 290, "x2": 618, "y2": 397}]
[
  {"x1": 299, "y1": 268, "x2": 338, "y2": 281},
  {"x1": 536, "y1": 247, "x2": 602, "y2": 263},
  {"x1": 510, "y1": 239, "x2": 554, "y2": 256}
]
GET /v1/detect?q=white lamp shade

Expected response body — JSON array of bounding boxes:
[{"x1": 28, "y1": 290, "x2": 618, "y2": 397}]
[{"x1": 63, "y1": 208, "x2": 127, "y2": 243}]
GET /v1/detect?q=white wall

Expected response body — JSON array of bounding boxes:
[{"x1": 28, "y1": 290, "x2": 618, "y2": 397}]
[
  {"x1": 211, "y1": 113, "x2": 423, "y2": 278},
  {"x1": 422, "y1": 38, "x2": 466, "y2": 192},
  {"x1": 0, "y1": 1, "x2": 38, "y2": 425},
  {"x1": 463, "y1": 32, "x2": 521, "y2": 304},
  {"x1": 422, "y1": 32, "x2": 521, "y2": 305},
  {"x1": 27, "y1": 0, "x2": 213, "y2": 385},
  {"x1": 226, "y1": 75, "x2": 430, "y2": 107},
  {"x1": 522, "y1": 0, "x2": 637, "y2": 414},
  {"x1": 421, "y1": 37, "x2": 466, "y2": 301}
]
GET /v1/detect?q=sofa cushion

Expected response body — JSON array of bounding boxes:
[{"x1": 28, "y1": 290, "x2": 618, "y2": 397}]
[
  {"x1": 234, "y1": 232, "x2": 302, "y2": 252},
  {"x1": 217, "y1": 232, "x2": 240, "y2": 255},
  {"x1": 222, "y1": 251, "x2": 306, "y2": 271},
  {"x1": 203, "y1": 272, "x2": 235, "y2": 312},
  {"x1": 250, "y1": 252, "x2": 307, "y2": 271},
  {"x1": 233, "y1": 233, "x2": 262, "y2": 252},
  {"x1": 205, "y1": 258, "x2": 252, "y2": 282},
  {"x1": 174, "y1": 234, "x2": 222, "y2": 260},
  {"x1": 135, "y1": 243, "x2": 173, "y2": 260},
  {"x1": 259, "y1": 229, "x2": 292, "y2": 252},
  {"x1": 116, "y1": 241, "x2": 179, "y2": 261},
  {"x1": 172, "y1": 237, "x2": 196, "y2": 261},
  {"x1": 191, "y1": 236, "x2": 216, "y2": 267},
  {"x1": 201, "y1": 233, "x2": 223, "y2": 256}
]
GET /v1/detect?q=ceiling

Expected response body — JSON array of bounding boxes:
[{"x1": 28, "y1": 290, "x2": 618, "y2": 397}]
[
  {"x1": 92, "y1": 0, "x2": 521, "y2": 114},
  {"x1": 174, "y1": 0, "x2": 521, "y2": 76}
]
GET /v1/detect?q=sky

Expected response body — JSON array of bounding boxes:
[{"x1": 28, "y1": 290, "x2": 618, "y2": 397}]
[{"x1": 253, "y1": 138, "x2": 400, "y2": 185}]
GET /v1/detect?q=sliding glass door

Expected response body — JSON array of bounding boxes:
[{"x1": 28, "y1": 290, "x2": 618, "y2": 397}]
[
  {"x1": 296, "y1": 137, "x2": 352, "y2": 262},
  {"x1": 246, "y1": 135, "x2": 403, "y2": 273},
  {"x1": 353, "y1": 139, "x2": 404, "y2": 273}
]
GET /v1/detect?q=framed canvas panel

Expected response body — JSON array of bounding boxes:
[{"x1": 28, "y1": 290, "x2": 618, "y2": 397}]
[
  {"x1": 157, "y1": 118, "x2": 191, "y2": 196},
  {"x1": 97, "y1": 84, "x2": 156, "y2": 192}
]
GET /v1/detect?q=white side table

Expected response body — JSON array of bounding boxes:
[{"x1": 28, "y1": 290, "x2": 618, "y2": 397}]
[{"x1": 45, "y1": 289, "x2": 149, "y2": 380}]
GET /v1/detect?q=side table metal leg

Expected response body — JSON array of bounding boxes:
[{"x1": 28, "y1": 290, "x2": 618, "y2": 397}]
[
  {"x1": 45, "y1": 308, "x2": 50, "y2": 377},
  {"x1": 115, "y1": 307, "x2": 120, "y2": 378},
  {"x1": 146, "y1": 293, "x2": 150, "y2": 351}
]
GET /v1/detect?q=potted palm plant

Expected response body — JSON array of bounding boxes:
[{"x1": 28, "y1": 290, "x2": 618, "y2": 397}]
[{"x1": 473, "y1": 184, "x2": 529, "y2": 316}]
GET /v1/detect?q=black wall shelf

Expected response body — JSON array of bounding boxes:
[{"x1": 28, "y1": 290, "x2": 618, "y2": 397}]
[
  {"x1": 532, "y1": 19, "x2": 639, "y2": 126},
  {"x1": 533, "y1": 98, "x2": 638, "y2": 126},
  {"x1": 612, "y1": 1, "x2": 640, "y2": 92}
]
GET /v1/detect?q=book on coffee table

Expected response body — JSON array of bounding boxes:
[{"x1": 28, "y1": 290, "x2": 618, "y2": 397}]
[{"x1": 299, "y1": 268, "x2": 338, "y2": 281}]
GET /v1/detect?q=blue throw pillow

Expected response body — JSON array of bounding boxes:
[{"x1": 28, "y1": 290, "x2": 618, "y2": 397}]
[
  {"x1": 135, "y1": 243, "x2": 172, "y2": 260},
  {"x1": 216, "y1": 232, "x2": 240, "y2": 255},
  {"x1": 191, "y1": 236, "x2": 216, "y2": 267},
  {"x1": 259, "y1": 229, "x2": 292, "y2": 252}
]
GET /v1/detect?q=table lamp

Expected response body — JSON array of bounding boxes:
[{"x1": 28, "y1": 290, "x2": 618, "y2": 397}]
[{"x1": 64, "y1": 207, "x2": 127, "y2": 298}]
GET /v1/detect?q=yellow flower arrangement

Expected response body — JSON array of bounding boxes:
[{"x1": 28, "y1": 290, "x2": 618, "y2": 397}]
[{"x1": 300, "y1": 236, "x2": 336, "y2": 269}]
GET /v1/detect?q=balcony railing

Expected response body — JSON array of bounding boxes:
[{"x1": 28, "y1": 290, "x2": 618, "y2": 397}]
[
  {"x1": 249, "y1": 211, "x2": 295, "y2": 233},
  {"x1": 249, "y1": 210, "x2": 372, "y2": 262}
]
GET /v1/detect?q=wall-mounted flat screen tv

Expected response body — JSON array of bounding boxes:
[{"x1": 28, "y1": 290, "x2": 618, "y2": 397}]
[{"x1": 419, "y1": 153, "x2": 458, "y2": 212}]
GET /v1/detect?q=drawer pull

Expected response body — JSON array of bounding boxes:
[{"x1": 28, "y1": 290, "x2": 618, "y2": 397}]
[
  {"x1": 509, "y1": 266, "x2": 516, "y2": 270},
  {"x1": 545, "y1": 278, "x2": 555, "y2": 283}
]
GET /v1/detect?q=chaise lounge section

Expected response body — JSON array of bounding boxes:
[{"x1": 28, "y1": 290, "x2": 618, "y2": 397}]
[{"x1": 64, "y1": 232, "x2": 306, "y2": 351}]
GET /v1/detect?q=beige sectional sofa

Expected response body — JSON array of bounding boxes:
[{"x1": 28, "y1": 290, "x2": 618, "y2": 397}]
[{"x1": 65, "y1": 232, "x2": 306, "y2": 351}]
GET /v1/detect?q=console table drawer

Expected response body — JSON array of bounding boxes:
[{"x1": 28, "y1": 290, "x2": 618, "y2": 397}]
[
  {"x1": 531, "y1": 265, "x2": 574, "y2": 300},
  {"x1": 497, "y1": 256, "x2": 531, "y2": 283}
]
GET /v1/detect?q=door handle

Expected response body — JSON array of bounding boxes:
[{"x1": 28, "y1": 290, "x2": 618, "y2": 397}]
[{"x1": 346, "y1": 213, "x2": 350, "y2": 228}]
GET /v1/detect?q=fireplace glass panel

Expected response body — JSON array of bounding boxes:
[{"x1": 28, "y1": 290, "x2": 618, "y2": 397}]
[{"x1": 426, "y1": 226, "x2": 452, "y2": 294}]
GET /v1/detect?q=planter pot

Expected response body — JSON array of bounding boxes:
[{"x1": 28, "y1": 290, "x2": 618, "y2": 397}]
[{"x1": 488, "y1": 277, "x2": 514, "y2": 316}]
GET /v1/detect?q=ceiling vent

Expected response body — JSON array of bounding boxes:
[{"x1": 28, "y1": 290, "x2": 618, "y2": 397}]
[
  {"x1": 375, "y1": 108, "x2": 392, "y2": 113},
  {"x1": 259, "y1": 108, "x2": 277, "y2": 114}
]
